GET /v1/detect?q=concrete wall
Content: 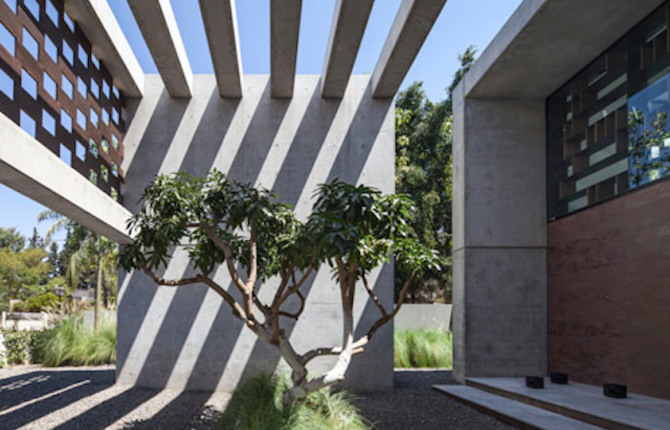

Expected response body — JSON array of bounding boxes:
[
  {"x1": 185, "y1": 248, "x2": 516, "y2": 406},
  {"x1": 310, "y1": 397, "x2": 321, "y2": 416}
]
[
  {"x1": 394, "y1": 304, "x2": 451, "y2": 332},
  {"x1": 452, "y1": 93, "x2": 547, "y2": 382},
  {"x1": 116, "y1": 75, "x2": 395, "y2": 392},
  {"x1": 548, "y1": 179, "x2": 670, "y2": 400}
]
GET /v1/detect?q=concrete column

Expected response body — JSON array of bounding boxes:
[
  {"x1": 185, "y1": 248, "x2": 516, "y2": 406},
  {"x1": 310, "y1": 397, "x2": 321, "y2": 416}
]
[{"x1": 452, "y1": 88, "x2": 547, "y2": 382}]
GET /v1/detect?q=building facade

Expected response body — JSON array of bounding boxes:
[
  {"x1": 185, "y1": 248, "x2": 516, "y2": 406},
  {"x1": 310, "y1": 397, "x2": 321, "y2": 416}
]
[{"x1": 454, "y1": 0, "x2": 670, "y2": 399}]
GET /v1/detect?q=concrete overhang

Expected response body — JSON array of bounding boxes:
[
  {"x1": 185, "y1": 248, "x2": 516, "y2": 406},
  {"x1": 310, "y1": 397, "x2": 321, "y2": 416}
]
[
  {"x1": 0, "y1": 114, "x2": 132, "y2": 244},
  {"x1": 271, "y1": 0, "x2": 302, "y2": 98},
  {"x1": 64, "y1": 0, "x2": 144, "y2": 98},
  {"x1": 461, "y1": 0, "x2": 666, "y2": 100}
]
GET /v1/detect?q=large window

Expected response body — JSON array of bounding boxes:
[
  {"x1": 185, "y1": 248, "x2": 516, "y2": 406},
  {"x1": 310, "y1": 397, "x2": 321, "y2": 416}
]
[{"x1": 547, "y1": 2, "x2": 670, "y2": 219}]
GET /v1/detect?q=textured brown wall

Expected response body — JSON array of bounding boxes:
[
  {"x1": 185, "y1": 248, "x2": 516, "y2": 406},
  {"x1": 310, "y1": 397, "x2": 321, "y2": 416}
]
[{"x1": 548, "y1": 178, "x2": 670, "y2": 399}]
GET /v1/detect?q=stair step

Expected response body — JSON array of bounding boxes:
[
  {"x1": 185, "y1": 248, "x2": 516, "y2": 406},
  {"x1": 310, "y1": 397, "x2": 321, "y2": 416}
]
[
  {"x1": 467, "y1": 377, "x2": 670, "y2": 430},
  {"x1": 434, "y1": 385, "x2": 604, "y2": 430}
]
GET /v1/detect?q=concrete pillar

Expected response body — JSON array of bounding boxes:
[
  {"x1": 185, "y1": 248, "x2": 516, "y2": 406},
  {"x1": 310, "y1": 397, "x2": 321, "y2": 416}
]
[{"x1": 452, "y1": 88, "x2": 547, "y2": 382}]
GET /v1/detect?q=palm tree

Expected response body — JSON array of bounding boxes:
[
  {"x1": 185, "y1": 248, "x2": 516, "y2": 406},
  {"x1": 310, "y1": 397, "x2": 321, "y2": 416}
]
[{"x1": 39, "y1": 210, "x2": 118, "y2": 331}]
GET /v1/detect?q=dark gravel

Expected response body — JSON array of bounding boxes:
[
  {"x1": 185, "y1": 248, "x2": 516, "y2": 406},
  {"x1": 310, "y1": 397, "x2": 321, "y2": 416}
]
[
  {"x1": 0, "y1": 366, "x2": 513, "y2": 429},
  {"x1": 353, "y1": 369, "x2": 515, "y2": 430}
]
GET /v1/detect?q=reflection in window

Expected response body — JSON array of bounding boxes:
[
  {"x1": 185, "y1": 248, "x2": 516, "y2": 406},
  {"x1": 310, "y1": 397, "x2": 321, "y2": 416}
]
[
  {"x1": 91, "y1": 54, "x2": 99, "y2": 69},
  {"x1": 112, "y1": 108, "x2": 119, "y2": 124},
  {"x1": 90, "y1": 107, "x2": 98, "y2": 127},
  {"x1": 3, "y1": 0, "x2": 16, "y2": 14},
  {"x1": 45, "y1": 0, "x2": 58, "y2": 26},
  {"x1": 20, "y1": 110, "x2": 35, "y2": 137},
  {"x1": 59, "y1": 143, "x2": 71, "y2": 166},
  {"x1": 64, "y1": 12, "x2": 74, "y2": 32},
  {"x1": 77, "y1": 76, "x2": 86, "y2": 98},
  {"x1": 77, "y1": 44, "x2": 87, "y2": 67},
  {"x1": 60, "y1": 109, "x2": 72, "y2": 132},
  {"x1": 89, "y1": 169, "x2": 97, "y2": 185},
  {"x1": 101, "y1": 138, "x2": 109, "y2": 153},
  {"x1": 111, "y1": 162, "x2": 118, "y2": 177},
  {"x1": 0, "y1": 22, "x2": 15, "y2": 56},
  {"x1": 61, "y1": 74, "x2": 73, "y2": 98},
  {"x1": 62, "y1": 40, "x2": 73, "y2": 64},
  {"x1": 43, "y1": 71, "x2": 56, "y2": 99},
  {"x1": 75, "y1": 140, "x2": 85, "y2": 161},
  {"x1": 101, "y1": 165, "x2": 108, "y2": 182},
  {"x1": 42, "y1": 109, "x2": 56, "y2": 136},
  {"x1": 111, "y1": 133, "x2": 118, "y2": 151},
  {"x1": 110, "y1": 187, "x2": 118, "y2": 201},
  {"x1": 628, "y1": 74, "x2": 670, "y2": 187},
  {"x1": 89, "y1": 139, "x2": 98, "y2": 158},
  {"x1": 20, "y1": 68, "x2": 37, "y2": 99},
  {"x1": 24, "y1": 0, "x2": 39, "y2": 21},
  {"x1": 112, "y1": 85, "x2": 119, "y2": 99},
  {"x1": 90, "y1": 79, "x2": 99, "y2": 99},
  {"x1": 44, "y1": 35, "x2": 57, "y2": 63},
  {"x1": 101, "y1": 108, "x2": 109, "y2": 125},
  {"x1": 0, "y1": 67, "x2": 14, "y2": 99},
  {"x1": 22, "y1": 28, "x2": 38, "y2": 59},
  {"x1": 76, "y1": 108, "x2": 86, "y2": 130},
  {"x1": 102, "y1": 80, "x2": 110, "y2": 98}
]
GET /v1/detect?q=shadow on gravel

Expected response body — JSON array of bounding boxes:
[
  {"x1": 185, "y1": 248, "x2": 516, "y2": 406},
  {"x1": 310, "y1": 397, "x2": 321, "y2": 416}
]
[{"x1": 118, "y1": 391, "x2": 221, "y2": 430}]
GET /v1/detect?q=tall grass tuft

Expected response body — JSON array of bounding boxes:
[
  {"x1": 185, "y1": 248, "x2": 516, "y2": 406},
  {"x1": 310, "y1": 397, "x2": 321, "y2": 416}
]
[
  {"x1": 394, "y1": 329, "x2": 452, "y2": 368},
  {"x1": 220, "y1": 373, "x2": 370, "y2": 430},
  {"x1": 37, "y1": 316, "x2": 116, "y2": 367}
]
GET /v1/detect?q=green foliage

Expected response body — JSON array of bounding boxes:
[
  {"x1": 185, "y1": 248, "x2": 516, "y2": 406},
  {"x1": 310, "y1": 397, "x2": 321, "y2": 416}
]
[
  {"x1": 394, "y1": 329, "x2": 452, "y2": 368},
  {"x1": 394, "y1": 48, "x2": 477, "y2": 303},
  {"x1": 628, "y1": 108, "x2": 670, "y2": 186},
  {"x1": 3, "y1": 330, "x2": 44, "y2": 365},
  {"x1": 0, "y1": 227, "x2": 26, "y2": 252},
  {"x1": 0, "y1": 246, "x2": 50, "y2": 302},
  {"x1": 121, "y1": 172, "x2": 438, "y2": 283},
  {"x1": 37, "y1": 317, "x2": 116, "y2": 367},
  {"x1": 220, "y1": 373, "x2": 370, "y2": 430},
  {"x1": 12, "y1": 291, "x2": 63, "y2": 312}
]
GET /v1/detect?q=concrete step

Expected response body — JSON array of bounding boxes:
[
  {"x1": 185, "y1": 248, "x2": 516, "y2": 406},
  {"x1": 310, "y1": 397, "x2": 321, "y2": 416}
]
[
  {"x1": 433, "y1": 385, "x2": 604, "y2": 430},
  {"x1": 466, "y1": 377, "x2": 670, "y2": 430}
]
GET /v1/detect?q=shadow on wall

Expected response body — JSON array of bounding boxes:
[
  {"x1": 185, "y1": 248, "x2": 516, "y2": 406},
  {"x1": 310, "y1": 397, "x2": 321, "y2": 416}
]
[{"x1": 116, "y1": 75, "x2": 395, "y2": 393}]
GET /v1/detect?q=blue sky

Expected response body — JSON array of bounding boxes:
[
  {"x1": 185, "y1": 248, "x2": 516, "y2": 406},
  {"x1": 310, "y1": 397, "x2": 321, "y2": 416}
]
[{"x1": 0, "y1": 0, "x2": 522, "y2": 240}]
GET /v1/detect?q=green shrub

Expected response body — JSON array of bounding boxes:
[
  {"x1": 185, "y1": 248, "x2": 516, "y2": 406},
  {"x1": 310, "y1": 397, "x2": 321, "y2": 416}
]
[
  {"x1": 36, "y1": 316, "x2": 116, "y2": 367},
  {"x1": 394, "y1": 329, "x2": 452, "y2": 368},
  {"x1": 3, "y1": 330, "x2": 43, "y2": 365},
  {"x1": 220, "y1": 373, "x2": 370, "y2": 430},
  {"x1": 12, "y1": 292, "x2": 62, "y2": 312}
]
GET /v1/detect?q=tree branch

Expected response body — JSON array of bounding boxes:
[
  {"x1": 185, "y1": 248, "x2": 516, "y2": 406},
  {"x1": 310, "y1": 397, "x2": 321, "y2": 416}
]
[
  {"x1": 141, "y1": 267, "x2": 201, "y2": 286},
  {"x1": 200, "y1": 223, "x2": 247, "y2": 293},
  {"x1": 362, "y1": 273, "x2": 387, "y2": 318}
]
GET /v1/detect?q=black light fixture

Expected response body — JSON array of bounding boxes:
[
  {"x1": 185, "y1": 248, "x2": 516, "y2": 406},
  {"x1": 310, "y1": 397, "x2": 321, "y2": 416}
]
[
  {"x1": 525, "y1": 376, "x2": 544, "y2": 389},
  {"x1": 603, "y1": 383, "x2": 627, "y2": 398},
  {"x1": 550, "y1": 372, "x2": 568, "y2": 384}
]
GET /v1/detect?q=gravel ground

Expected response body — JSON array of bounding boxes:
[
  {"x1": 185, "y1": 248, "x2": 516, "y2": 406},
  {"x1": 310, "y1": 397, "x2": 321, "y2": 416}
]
[{"x1": 0, "y1": 366, "x2": 513, "y2": 430}]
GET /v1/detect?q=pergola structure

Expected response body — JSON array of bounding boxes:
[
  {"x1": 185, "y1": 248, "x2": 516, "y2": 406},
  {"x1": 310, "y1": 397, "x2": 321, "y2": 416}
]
[{"x1": 0, "y1": 0, "x2": 447, "y2": 392}]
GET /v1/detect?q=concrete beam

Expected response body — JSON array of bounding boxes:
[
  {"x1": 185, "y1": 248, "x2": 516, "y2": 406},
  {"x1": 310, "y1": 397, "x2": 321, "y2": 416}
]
[
  {"x1": 371, "y1": 0, "x2": 447, "y2": 99},
  {"x1": 64, "y1": 0, "x2": 144, "y2": 97},
  {"x1": 321, "y1": 0, "x2": 374, "y2": 98},
  {"x1": 127, "y1": 0, "x2": 193, "y2": 98},
  {"x1": 199, "y1": 0, "x2": 243, "y2": 98},
  {"x1": 271, "y1": 0, "x2": 301, "y2": 98},
  {"x1": 0, "y1": 114, "x2": 132, "y2": 244},
  {"x1": 462, "y1": 0, "x2": 664, "y2": 99}
]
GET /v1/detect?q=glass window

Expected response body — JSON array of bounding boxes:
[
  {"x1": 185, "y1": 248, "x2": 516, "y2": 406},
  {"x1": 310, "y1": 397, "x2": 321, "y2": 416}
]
[
  {"x1": 88, "y1": 169, "x2": 97, "y2": 185},
  {"x1": 0, "y1": 67, "x2": 14, "y2": 99},
  {"x1": 20, "y1": 110, "x2": 35, "y2": 137},
  {"x1": 77, "y1": 76, "x2": 86, "y2": 98},
  {"x1": 63, "y1": 12, "x2": 74, "y2": 32},
  {"x1": 89, "y1": 107, "x2": 98, "y2": 127},
  {"x1": 45, "y1": 0, "x2": 58, "y2": 26},
  {"x1": 91, "y1": 54, "x2": 99, "y2": 69},
  {"x1": 90, "y1": 79, "x2": 99, "y2": 99},
  {"x1": 60, "y1": 109, "x2": 72, "y2": 132},
  {"x1": 76, "y1": 108, "x2": 86, "y2": 130},
  {"x1": 112, "y1": 108, "x2": 119, "y2": 125},
  {"x1": 101, "y1": 108, "x2": 109, "y2": 125},
  {"x1": 77, "y1": 44, "x2": 87, "y2": 67},
  {"x1": 111, "y1": 133, "x2": 119, "y2": 150},
  {"x1": 75, "y1": 140, "x2": 85, "y2": 160},
  {"x1": 62, "y1": 40, "x2": 73, "y2": 64},
  {"x1": 61, "y1": 74, "x2": 73, "y2": 98},
  {"x1": 112, "y1": 85, "x2": 119, "y2": 99},
  {"x1": 44, "y1": 34, "x2": 57, "y2": 63},
  {"x1": 102, "y1": 80, "x2": 110, "y2": 98},
  {"x1": 4, "y1": 0, "x2": 16, "y2": 14},
  {"x1": 43, "y1": 71, "x2": 56, "y2": 99},
  {"x1": 23, "y1": 0, "x2": 39, "y2": 21},
  {"x1": 111, "y1": 162, "x2": 118, "y2": 177},
  {"x1": 22, "y1": 28, "x2": 38, "y2": 59},
  {"x1": 110, "y1": 187, "x2": 118, "y2": 201},
  {"x1": 42, "y1": 109, "x2": 55, "y2": 136},
  {"x1": 59, "y1": 143, "x2": 71, "y2": 166},
  {"x1": 89, "y1": 139, "x2": 98, "y2": 158},
  {"x1": 100, "y1": 165, "x2": 108, "y2": 182},
  {"x1": 20, "y1": 68, "x2": 37, "y2": 99},
  {"x1": 0, "y1": 22, "x2": 15, "y2": 56},
  {"x1": 101, "y1": 138, "x2": 109, "y2": 153}
]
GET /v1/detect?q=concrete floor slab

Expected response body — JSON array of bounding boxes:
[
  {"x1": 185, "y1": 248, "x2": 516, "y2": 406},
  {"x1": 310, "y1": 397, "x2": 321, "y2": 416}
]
[
  {"x1": 434, "y1": 385, "x2": 604, "y2": 430},
  {"x1": 467, "y1": 377, "x2": 670, "y2": 430}
]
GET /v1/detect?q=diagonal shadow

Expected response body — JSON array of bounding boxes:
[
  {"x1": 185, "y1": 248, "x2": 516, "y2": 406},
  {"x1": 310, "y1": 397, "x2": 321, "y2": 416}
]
[{"x1": 117, "y1": 391, "x2": 220, "y2": 429}]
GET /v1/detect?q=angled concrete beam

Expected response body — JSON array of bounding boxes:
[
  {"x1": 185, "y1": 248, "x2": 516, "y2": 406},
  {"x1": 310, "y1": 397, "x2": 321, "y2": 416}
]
[
  {"x1": 371, "y1": 0, "x2": 447, "y2": 98},
  {"x1": 64, "y1": 0, "x2": 144, "y2": 97},
  {"x1": 321, "y1": 0, "x2": 374, "y2": 98},
  {"x1": 199, "y1": 0, "x2": 243, "y2": 98},
  {"x1": 0, "y1": 114, "x2": 132, "y2": 244},
  {"x1": 271, "y1": 0, "x2": 302, "y2": 98},
  {"x1": 127, "y1": 0, "x2": 193, "y2": 98}
]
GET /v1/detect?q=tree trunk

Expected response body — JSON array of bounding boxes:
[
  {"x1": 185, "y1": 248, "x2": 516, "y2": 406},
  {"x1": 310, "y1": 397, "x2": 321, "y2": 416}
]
[{"x1": 94, "y1": 253, "x2": 103, "y2": 333}]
